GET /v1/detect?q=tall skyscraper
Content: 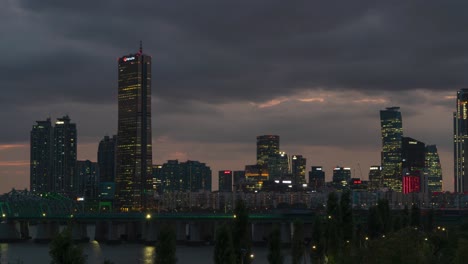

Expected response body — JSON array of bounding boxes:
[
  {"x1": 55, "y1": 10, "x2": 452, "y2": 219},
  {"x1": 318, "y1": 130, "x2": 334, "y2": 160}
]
[
  {"x1": 454, "y1": 88, "x2": 468, "y2": 193},
  {"x1": 256, "y1": 135, "x2": 280, "y2": 165},
  {"x1": 76, "y1": 160, "x2": 98, "y2": 199},
  {"x1": 332, "y1": 166, "x2": 351, "y2": 187},
  {"x1": 115, "y1": 44, "x2": 153, "y2": 212},
  {"x1": 30, "y1": 119, "x2": 53, "y2": 193},
  {"x1": 53, "y1": 115, "x2": 77, "y2": 195},
  {"x1": 380, "y1": 107, "x2": 403, "y2": 192},
  {"x1": 291, "y1": 155, "x2": 306, "y2": 184},
  {"x1": 368, "y1": 165, "x2": 382, "y2": 190},
  {"x1": 425, "y1": 145, "x2": 443, "y2": 193}
]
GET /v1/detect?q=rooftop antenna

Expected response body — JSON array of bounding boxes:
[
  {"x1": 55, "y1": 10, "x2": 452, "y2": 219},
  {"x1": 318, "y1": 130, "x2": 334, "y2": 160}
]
[{"x1": 139, "y1": 40, "x2": 143, "y2": 54}]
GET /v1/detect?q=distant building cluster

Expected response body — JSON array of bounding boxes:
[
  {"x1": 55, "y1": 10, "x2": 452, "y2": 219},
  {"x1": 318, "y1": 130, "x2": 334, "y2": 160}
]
[{"x1": 32, "y1": 45, "x2": 468, "y2": 214}]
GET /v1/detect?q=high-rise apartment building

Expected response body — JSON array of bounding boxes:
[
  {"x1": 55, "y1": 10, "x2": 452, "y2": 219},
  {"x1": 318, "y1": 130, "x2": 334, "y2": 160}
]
[
  {"x1": 308, "y1": 166, "x2": 325, "y2": 191},
  {"x1": 115, "y1": 45, "x2": 153, "y2": 211},
  {"x1": 454, "y1": 88, "x2": 468, "y2": 193},
  {"x1": 425, "y1": 145, "x2": 443, "y2": 193},
  {"x1": 291, "y1": 155, "x2": 306, "y2": 184},
  {"x1": 30, "y1": 119, "x2": 53, "y2": 193},
  {"x1": 53, "y1": 115, "x2": 77, "y2": 195},
  {"x1": 156, "y1": 160, "x2": 212, "y2": 192},
  {"x1": 380, "y1": 107, "x2": 403, "y2": 192},
  {"x1": 256, "y1": 135, "x2": 280, "y2": 165}
]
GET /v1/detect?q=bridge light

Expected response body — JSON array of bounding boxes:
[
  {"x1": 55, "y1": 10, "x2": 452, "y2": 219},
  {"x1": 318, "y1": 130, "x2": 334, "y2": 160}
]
[
  {"x1": 70, "y1": 214, "x2": 74, "y2": 218},
  {"x1": 312, "y1": 245, "x2": 316, "y2": 250},
  {"x1": 2, "y1": 214, "x2": 5, "y2": 218},
  {"x1": 233, "y1": 214, "x2": 237, "y2": 219},
  {"x1": 146, "y1": 214, "x2": 151, "y2": 219},
  {"x1": 42, "y1": 213, "x2": 46, "y2": 217},
  {"x1": 250, "y1": 253, "x2": 254, "y2": 259}
]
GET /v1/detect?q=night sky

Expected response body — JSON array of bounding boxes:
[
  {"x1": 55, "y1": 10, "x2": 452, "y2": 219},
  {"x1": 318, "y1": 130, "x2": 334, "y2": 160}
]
[{"x1": 1, "y1": 1, "x2": 466, "y2": 193}]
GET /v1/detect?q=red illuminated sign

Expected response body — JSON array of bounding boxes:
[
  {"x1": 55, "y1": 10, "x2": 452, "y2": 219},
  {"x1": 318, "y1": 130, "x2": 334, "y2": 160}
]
[
  {"x1": 123, "y1": 56, "x2": 135, "y2": 62},
  {"x1": 224, "y1": 170, "x2": 231, "y2": 174}
]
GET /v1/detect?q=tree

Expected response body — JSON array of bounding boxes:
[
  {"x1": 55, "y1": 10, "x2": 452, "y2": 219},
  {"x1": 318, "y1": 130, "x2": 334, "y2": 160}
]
[
  {"x1": 377, "y1": 199, "x2": 391, "y2": 233},
  {"x1": 49, "y1": 227, "x2": 86, "y2": 264},
  {"x1": 340, "y1": 189, "x2": 353, "y2": 243},
  {"x1": 214, "y1": 224, "x2": 235, "y2": 264},
  {"x1": 155, "y1": 225, "x2": 177, "y2": 264},
  {"x1": 311, "y1": 216, "x2": 325, "y2": 264},
  {"x1": 325, "y1": 192, "x2": 341, "y2": 262},
  {"x1": 401, "y1": 205, "x2": 409, "y2": 228},
  {"x1": 232, "y1": 199, "x2": 251, "y2": 264},
  {"x1": 410, "y1": 204, "x2": 420, "y2": 228},
  {"x1": 267, "y1": 225, "x2": 283, "y2": 264},
  {"x1": 291, "y1": 220, "x2": 305, "y2": 264}
]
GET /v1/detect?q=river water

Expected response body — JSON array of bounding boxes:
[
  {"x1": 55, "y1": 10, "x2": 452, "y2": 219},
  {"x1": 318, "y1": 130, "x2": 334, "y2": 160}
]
[
  {"x1": 0, "y1": 242, "x2": 296, "y2": 264},
  {"x1": 0, "y1": 225, "x2": 296, "y2": 263}
]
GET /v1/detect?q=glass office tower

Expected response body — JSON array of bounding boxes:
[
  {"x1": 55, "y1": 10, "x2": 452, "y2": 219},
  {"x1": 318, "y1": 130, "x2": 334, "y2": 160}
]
[
  {"x1": 380, "y1": 107, "x2": 403, "y2": 192},
  {"x1": 454, "y1": 88, "x2": 468, "y2": 193},
  {"x1": 115, "y1": 44, "x2": 153, "y2": 212}
]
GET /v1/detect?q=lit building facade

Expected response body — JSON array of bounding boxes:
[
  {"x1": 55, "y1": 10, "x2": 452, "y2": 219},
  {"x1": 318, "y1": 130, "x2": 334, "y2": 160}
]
[
  {"x1": 30, "y1": 119, "x2": 53, "y2": 193},
  {"x1": 53, "y1": 116, "x2": 77, "y2": 195},
  {"x1": 380, "y1": 107, "x2": 403, "y2": 192},
  {"x1": 115, "y1": 45, "x2": 153, "y2": 212},
  {"x1": 368, "y1": 166, "x2": 383, "y2": 190},
  {"x1": 332, "y1": 167, "x2": 351, "y2": 187},
  {"x1": 156, "y1": 160, "x2": 212, "y2": 193},
  {"x1": 218, "y1": 170, "x2": 233, "y2": 192},
  {"x1": 308, "y1": 166, "x2": 325, "y2": 191},
  {"x1": 403, "y1": 175, "x2": 420, "y2": 194},
  {"x1": 256, "y1": 135, "x2": 280, "y2": 165},
  {"x1": 425, "y1": 145, "x2": 443, "y2": 193},
  {"x1": 267, "y1": 152, "x2": 289, "y2": 180},
  {"x1": 76, "y1": 160, "x2": 98, "y2": 199},
  {"x1": 291, "y1": 155, "x2": 306, "y2": 184},
  {"x1": 454, "y1": 88, "x2": 468, "y2": 193}
]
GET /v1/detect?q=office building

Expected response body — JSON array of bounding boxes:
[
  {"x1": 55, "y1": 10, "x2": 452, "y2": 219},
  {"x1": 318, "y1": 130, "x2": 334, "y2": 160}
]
[
  {"x1": 76, "y1": 160, "x2": 98, "y2": 199},
  {"x1": 380, "y1": 107, "x2": 403, "y2": 191},
  {"x1": 267, "y1": 152, "x2": 289, "y2": 180},
  {"x1": 98, "y1": 135, "x2": 116, "y2": 183},
  {"x1": 454, "y1": 88, "x2": 468, "y2": 192},
  {"x1": 402, "y1": 137, "x2": 426, "y2": 175},
  {"x1": 115, "y1": 44, "x2": 153, "y2": 212},
  {"x1": 218, "y1": 170, "x2": 233, "y2": 192},
  {"x1": 256, "y1": 135, "x2": 280, "y2": 165},
  {"x1": 425, "y1": 145, "x2": 443, "y2": 193},
  {"x1": 53, "y1": 115, "x2": 77, "y2": 195},
  {"x1": 308, "y1": 166, "x2": 325, "y2": 191},
  {"x1": 30, "y1": 119, "x2": 53, "y2": 193},
  {"x1": 291, "y1": 155, "x2": 306, "y2": 184},
  {"x1": 368, "y1": 166, "x2": 383, "y2": 190},
  {"x1": 332, "y1": 167, "x2": 351, "y2": 187},
  {"x1": 233, "y1": 170, "x2": 246, "y2": 190}
]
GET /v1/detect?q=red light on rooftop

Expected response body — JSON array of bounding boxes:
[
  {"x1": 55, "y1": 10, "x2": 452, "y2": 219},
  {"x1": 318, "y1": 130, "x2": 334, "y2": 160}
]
[{"x1": 224, "y1": 170, "x2": 231, "y2": 174}]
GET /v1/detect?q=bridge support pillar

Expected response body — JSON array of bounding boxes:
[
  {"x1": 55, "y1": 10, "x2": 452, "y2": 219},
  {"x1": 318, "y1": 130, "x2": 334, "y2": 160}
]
[
  {"x1": 125, "y1": 221, "x2": 139, "y2": 241},
  {"x1": 71, "y1": 222, "x2": 88, "y2": 242},
  {"x1": 19, "y1": 221, "x2": 30, "y2": 240},
  {"x1": 175, "y1": 221, "x2": 186, "y2": 242},
  {"x1": 142, "y1": 221, "x2": 158, "y2": 243},
  {"x1": 188, "y1": 221, "x2": 201, "y2": 244},
  {"x1": 95, "y1": 221, "x2": 120, "y2": 243},
  {"x1": 0, "y1": 221, "x2": 20, "y2": 242},
  {"x1": 280, "y1": 222, "x2": 291, "y2": 245},
  {"x1": 251, "y1": 222, "x2": 271, "y2": 244},
  {"x1": 35, "y1": 221, "x2": 59, "y2": 243}
]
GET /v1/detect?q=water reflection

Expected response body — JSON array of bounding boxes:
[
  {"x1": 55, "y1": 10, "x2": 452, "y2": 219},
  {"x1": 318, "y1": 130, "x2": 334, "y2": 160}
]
[{"x1": 140, "y1": 246, "x2": 155, "y2": 264}]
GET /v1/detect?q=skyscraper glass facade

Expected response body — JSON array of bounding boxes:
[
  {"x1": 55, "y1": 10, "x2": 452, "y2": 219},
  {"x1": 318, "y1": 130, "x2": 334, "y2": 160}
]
[
  {"x1": 115, "y1": 47, "x2": 153, "y2": 212},
  {"x1": 30, "y1": 119, "x2": 53, "y2": 193},
  {"x1": 380, "y1": 107, "x2": 403, "y2": 192},
  {"x1": 454, "y1": 88, "x2": 468, "y2": 193},
  {"x1": 425, "y1": 145, "x2": 443, "y2": 193},
  {"x1": 256, "y1": 135, "x2": 280, "y2": 165},
  {"x1": 53, "y1": 116, "x2": 77, "y2": 195}
]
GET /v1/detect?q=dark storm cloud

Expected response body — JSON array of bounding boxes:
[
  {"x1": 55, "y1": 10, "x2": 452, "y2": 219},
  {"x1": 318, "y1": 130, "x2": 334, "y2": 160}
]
[{"x1": 3, "y1": 0, "x2": 467, "y2": 109}]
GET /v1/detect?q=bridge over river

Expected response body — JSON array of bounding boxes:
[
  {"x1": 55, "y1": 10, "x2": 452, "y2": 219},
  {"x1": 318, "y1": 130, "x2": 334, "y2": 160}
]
[{"x1": 0, "y1": 189, "x2": 467, "y2": 244}]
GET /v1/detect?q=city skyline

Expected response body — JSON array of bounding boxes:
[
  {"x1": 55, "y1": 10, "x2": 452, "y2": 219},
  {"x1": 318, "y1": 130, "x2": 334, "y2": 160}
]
[{"x1": 1, "y1": 1, "x2": 465, "y2": 193}]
